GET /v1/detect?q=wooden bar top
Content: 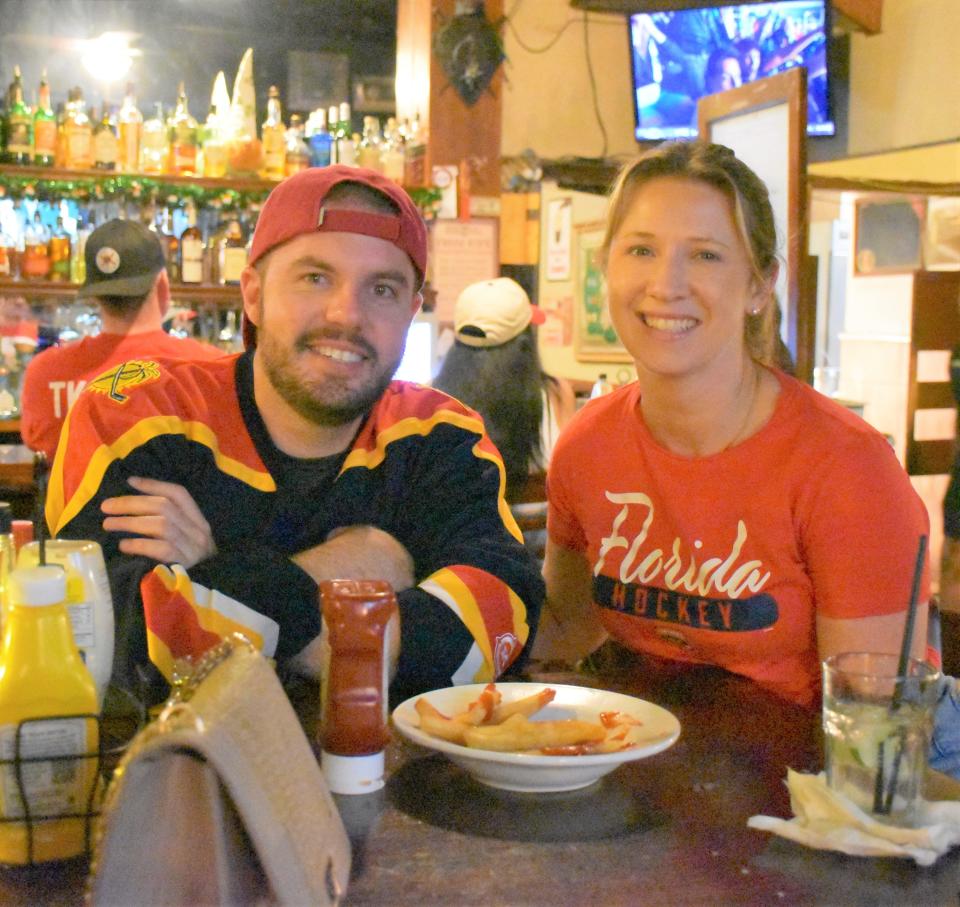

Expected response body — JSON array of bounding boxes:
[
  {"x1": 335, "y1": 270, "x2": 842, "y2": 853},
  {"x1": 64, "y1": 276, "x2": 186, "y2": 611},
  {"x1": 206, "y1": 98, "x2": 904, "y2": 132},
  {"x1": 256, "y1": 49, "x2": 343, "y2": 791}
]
[{"x1": 2, "y1": 649, "x2": 958, "y2": 905}]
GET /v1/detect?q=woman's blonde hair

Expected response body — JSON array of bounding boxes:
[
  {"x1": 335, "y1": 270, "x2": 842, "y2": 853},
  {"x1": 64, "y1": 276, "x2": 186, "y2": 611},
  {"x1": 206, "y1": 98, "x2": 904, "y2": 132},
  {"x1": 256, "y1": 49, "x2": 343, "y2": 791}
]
[{"x1": 601, "y1": 141, "x2": 781, "y2": 364}]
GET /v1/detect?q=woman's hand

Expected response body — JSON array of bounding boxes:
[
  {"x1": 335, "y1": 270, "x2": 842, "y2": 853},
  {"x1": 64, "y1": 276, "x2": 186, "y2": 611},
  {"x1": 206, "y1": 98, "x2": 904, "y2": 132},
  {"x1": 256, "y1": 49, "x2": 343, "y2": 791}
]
[{"x1": 101, "y1": 476, "x2": 217, "y2": 569}]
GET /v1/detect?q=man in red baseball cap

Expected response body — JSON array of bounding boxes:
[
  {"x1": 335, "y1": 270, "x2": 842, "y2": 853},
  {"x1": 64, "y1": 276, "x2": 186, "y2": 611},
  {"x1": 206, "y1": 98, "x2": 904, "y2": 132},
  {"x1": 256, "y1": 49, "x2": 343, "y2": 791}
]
[{"x1": 49, "y1": 165, "x2": 544, "y2": 705}]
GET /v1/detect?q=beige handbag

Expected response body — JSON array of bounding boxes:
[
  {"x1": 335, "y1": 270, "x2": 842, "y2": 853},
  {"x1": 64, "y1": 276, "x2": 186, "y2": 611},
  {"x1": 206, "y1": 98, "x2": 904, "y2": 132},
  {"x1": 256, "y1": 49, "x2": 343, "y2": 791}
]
[{"x1": 87, "y1": 635, "x2": 351, "y2": 906}]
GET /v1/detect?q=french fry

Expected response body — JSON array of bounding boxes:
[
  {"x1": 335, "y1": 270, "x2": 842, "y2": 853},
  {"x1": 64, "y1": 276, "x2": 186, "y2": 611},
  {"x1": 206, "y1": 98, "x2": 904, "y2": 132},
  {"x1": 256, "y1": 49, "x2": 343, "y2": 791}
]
[
  {"x1": 459, "y1": 682, "x2": 501, "y2": 726},
  {"x1": 488, "y1": 687, "x2": 556, "y2": 725},
  {"x1": 414, "y1": 698, "x2": 472, "y2": 745},
  {"x1": 462, "y1": 713, "x2": 606, "y2": 752}
]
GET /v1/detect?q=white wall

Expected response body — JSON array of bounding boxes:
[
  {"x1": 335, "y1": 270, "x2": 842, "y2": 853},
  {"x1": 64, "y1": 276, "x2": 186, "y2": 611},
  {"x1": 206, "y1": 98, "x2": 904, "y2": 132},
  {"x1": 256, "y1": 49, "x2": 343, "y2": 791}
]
[
  {"x1": 501, "y1": 3, "x2": 637, "y2": 160},
  {"x1": 847, "y1": 0, "x2": 960, "y2": 157}
]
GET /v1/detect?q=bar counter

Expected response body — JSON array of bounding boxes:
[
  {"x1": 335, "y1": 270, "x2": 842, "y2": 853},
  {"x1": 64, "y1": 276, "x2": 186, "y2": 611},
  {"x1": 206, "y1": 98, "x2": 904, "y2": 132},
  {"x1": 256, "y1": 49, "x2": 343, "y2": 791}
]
[{"x1": 3, "y1": 650, "x2": 958, "y2": 906}]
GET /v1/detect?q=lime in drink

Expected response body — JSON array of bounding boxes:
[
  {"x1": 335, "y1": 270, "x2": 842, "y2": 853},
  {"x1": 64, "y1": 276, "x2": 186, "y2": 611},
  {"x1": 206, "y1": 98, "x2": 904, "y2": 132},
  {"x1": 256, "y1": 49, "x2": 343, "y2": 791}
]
[{"x1": 822, "y1": 653, "x2": 940, "y2": 828}]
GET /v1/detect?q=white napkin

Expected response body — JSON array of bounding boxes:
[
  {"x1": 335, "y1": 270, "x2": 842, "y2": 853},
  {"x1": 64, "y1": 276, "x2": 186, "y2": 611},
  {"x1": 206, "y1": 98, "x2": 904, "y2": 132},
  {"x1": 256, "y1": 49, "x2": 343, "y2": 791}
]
[{"x1": 747, "y1": 769, "x2": 960, "y2": 866}]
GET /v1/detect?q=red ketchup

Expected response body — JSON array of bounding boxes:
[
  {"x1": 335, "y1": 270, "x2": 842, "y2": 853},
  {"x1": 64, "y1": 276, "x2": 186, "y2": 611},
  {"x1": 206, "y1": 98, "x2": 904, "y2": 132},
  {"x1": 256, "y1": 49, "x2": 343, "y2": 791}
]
[{"x1": 319, "y1": 579, "x2": 398, "y2": 795}]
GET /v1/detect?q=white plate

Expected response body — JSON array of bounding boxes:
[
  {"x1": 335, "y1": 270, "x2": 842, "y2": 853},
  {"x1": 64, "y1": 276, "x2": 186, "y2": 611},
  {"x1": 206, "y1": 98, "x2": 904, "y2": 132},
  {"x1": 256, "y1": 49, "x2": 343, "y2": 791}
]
[{"x1": 392, "y1": 682, "x2": 681, "y2": 793}]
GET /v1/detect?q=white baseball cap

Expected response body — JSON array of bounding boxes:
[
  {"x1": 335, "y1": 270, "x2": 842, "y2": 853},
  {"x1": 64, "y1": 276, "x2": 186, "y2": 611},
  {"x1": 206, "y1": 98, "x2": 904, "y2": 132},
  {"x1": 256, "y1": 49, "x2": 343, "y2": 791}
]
[{"x1": 454, "y1": 277, "x2": 546, "y2": 348}]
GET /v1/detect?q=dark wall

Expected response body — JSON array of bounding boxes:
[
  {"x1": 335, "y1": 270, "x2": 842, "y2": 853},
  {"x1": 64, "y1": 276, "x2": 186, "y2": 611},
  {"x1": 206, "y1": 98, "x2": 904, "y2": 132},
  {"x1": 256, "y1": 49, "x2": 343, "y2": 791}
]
[{"x1": 0, "y1": 0, "x2": 396, "y2": 123}]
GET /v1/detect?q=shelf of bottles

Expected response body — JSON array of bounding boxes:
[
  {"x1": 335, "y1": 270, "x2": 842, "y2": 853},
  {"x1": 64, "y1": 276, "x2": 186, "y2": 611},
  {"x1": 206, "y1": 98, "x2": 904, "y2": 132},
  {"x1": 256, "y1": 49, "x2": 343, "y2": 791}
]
[
  {"x1": 0, "y1": 64, "x2": 440, "y2": 419},
  {"x1": 0, "y1": 276, "x2": 243, "y2": 303}
]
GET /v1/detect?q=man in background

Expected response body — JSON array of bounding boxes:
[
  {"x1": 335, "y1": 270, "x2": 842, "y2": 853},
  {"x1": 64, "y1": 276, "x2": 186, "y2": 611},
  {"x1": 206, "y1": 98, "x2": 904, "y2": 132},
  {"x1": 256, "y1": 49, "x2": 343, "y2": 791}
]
[{"x1": 21, "y1": 219, "x2": 221, "y2": 460}]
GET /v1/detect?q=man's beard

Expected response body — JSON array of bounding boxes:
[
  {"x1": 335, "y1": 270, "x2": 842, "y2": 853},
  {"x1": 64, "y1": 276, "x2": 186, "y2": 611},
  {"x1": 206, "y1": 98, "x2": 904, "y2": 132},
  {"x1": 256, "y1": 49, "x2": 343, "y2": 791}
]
[{"x1": 258, "y1": 321, "x2": 404, "y2": 427}]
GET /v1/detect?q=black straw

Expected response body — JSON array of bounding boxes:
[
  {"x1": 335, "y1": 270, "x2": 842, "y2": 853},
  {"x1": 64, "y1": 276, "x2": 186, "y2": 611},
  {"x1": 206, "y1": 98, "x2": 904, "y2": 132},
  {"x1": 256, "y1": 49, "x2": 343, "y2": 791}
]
[
  {"x1": 891, "y1": 533, "x2": 927, "y2": 712},
  {"x1": 33, "y1": 452, "x2": 48, "y2": 567},
  {"x1": 875, "y1": 533, "x2": 927, "y2": 814}
]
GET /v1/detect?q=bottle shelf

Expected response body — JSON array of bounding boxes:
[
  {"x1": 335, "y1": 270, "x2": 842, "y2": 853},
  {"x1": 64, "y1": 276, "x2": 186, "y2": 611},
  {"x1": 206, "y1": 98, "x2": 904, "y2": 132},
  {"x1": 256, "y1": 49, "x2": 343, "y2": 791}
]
[
  {"x1": 0, "y1": 163, "x2": 278, "y2": 193},
  {"x1": 0, "y1": 278, "x2": 242, "y2": 304}
]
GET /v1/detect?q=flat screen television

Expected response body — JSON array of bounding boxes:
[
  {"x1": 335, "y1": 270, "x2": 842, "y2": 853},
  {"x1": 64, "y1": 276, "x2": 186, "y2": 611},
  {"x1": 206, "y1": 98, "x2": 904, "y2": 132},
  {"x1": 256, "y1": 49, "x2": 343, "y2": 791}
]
[{"x1": 629, "y1": 0, "x2": 834, "y2": 142}]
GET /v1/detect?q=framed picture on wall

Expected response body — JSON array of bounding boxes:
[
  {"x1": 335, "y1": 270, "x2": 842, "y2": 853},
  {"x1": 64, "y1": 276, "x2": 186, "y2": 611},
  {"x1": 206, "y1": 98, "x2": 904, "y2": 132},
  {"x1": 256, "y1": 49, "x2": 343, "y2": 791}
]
[
  {"x1": 573, "y1": 222, "x2": 631, "y2": 363},
  {"x1": 854, "y1": 195, "x2": 925, "y2": 275}
]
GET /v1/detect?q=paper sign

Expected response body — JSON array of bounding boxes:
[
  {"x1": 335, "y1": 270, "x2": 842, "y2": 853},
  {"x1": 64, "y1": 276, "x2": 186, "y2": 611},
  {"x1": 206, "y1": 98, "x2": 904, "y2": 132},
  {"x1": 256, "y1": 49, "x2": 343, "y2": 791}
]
[{"x1": 430, "y1": 219, "x2": 499, "y2": 323}]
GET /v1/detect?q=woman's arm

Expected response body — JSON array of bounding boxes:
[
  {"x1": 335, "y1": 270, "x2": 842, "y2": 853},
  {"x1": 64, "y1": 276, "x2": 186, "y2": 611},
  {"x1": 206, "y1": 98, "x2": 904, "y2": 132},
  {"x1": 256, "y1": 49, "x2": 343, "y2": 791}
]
[
  {"x1": 548, "y1": 377, "x2": 578, "y2": 433},
  {"x1": 533, "y1": 539, "x2": 607, "y2": 662},
  {"x1": 817, "y1": 609, "x2": 929, "y2": 664}
]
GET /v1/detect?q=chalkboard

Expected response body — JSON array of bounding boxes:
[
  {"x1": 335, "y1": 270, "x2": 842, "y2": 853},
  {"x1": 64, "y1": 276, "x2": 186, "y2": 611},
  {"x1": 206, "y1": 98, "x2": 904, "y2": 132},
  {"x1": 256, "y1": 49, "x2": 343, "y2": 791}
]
[{"x1": 854, "y1": 196, "x2": 925, "y2": 275}]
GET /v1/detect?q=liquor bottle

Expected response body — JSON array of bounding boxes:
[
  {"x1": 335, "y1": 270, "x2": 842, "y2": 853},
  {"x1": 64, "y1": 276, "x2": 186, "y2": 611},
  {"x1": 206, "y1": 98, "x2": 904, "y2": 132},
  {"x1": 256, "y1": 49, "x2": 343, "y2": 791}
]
[
  {"x1": 200, "y1": 105, "x2": 227, "y2": 178},
  {"x1": 305, "y1": 108, "x2": 331, "y2": 168},
  {"x1": 63, "y1": 87, "x2": 93, "y2": 170},
  {"x1": 32, "y1": 71, "x2": 56, "y2": 166},
  {"x1": 283, "y1": 114, "x2": 310, "y2": 176},
  {"x1": 218, "y1": 309, "x2": 240, "y2": 351},
  {"x1": 140, "y1": 102, "x2": 168, "y2": 174},
  {"x1": 53, "y1": 96, "x2": 69, "y2": 168},
  {"x1": 157, "y1": 207, "x2": 180, "y2": 283},
  {"x1": 0, "y1": 228, "x2": 12, "y2": 278},
  {"x1": 218, "y1": 219, "x2": 246, "y2": 286},
  {"x1": 5, "y1": 67, "x2": 32, "y2": 166},
  {"x1": 590, "y1": 373, "x2": 613, "y2": 398},
  {"x1": 327, "y1": 105, "x2": 340, "y2": 164},
  {"x1": 335, "y1": 102, "x2": 356, "y2": 166},
  {"x1": 70, "y1": 220, "x2": 88, "y2": 285},
  {"x1": 0, "y1": 72, "x2": 8, "y2": 163},
  {"x1": 357, "y1": 116, "x2": 383, "y2": 173},
  {"x1": 117, "y1": 83, "x2": 142, "y2": 173},
  {"x1": 92, "y1": 104, "x2": 118, "y2": 171},
  {"x1": 21, "y1": 213, "x2": 50, "y2": 280},
  {"x1": 403, "y1": 112, "x2": 427, "y2": 188},
  {"x1": 0, "y1": 567, "x2": 99, "y2": 865},
  {"x1": 48, "y1": 217, "x2": 71, "y2": 283},
  {"x1": 167, "y1": 83, "x2": 198, "y2": 176},
  {"x1": 179, "y1": 202, "x2": 204, "y2": 285},
  {"x1": 261, "y1": 85, "x2": 286, "y2": 180},
  {"x1": 380, "y1": 117, "x2": 405, "y2": 184}
]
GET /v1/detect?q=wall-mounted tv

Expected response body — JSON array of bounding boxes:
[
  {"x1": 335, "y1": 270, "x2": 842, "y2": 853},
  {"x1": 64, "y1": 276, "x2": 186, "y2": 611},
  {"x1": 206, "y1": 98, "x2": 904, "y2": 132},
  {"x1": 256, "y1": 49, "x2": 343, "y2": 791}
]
[{"x1": 629, "y1": 0, "x2": 834, "y2": 142}]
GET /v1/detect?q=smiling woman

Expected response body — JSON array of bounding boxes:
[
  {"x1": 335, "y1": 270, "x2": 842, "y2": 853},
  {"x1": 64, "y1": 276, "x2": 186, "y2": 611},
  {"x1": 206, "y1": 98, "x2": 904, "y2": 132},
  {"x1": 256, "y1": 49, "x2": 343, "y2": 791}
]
[{"x1": 535, "y1": 140, "x2": 933, "y2": 717}]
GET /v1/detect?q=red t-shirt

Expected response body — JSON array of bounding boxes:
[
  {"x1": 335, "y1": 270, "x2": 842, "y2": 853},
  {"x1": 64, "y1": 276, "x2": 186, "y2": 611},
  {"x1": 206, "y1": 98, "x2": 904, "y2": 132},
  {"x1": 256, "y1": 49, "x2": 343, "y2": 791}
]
[
  {"x1": 21, "y1": 330, "x2": 223, "y2": 460},
  {"x1": 548, "y1": 369, "x2": 930, "y2": 708}
]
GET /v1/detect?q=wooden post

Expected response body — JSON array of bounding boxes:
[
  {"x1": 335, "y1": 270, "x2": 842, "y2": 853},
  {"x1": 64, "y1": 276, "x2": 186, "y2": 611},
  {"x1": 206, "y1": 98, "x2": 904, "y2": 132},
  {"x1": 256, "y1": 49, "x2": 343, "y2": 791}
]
[{"x1": 396, "y1": 0, "x2": 504, "y2": 206}]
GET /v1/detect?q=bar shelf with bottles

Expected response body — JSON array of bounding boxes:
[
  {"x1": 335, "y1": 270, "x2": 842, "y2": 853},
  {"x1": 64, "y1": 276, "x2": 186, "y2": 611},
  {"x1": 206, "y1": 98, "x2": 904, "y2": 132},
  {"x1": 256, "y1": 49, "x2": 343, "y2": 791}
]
[
  {"x1": 0, "y1": 162, "x2": 277, "y2": 194},
  {"x1": 0, "y1": 276, "x2": 244, "y2": 304}
]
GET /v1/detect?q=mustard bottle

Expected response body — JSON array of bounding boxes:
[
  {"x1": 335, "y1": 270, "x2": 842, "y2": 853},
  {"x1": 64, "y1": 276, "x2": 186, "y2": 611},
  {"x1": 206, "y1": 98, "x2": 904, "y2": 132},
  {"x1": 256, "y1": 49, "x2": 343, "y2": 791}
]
[{"x1": 0, "y1": 566, "x2": 99, "y2": 865}]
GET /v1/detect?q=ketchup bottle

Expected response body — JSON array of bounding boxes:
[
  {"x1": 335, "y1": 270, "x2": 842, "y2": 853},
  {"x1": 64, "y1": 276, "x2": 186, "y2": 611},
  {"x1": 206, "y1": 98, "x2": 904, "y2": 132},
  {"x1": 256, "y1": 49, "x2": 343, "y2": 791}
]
[{"x1": 319, "y1": 580, "x2": 398, "y2": 795}]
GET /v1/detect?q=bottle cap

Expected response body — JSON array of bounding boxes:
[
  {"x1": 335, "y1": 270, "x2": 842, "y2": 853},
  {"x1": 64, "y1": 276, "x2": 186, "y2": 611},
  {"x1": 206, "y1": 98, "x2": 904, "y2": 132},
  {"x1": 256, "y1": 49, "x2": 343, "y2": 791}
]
[
  {"x1": 321, "y1": 750, "x2": 385, "y2": 796},
  {"x1": 9, "y1": 565, "x2": 66, "y2": 606},
  {"x1": 11, "y1": 519, "x2": 34, "y2": 551}
]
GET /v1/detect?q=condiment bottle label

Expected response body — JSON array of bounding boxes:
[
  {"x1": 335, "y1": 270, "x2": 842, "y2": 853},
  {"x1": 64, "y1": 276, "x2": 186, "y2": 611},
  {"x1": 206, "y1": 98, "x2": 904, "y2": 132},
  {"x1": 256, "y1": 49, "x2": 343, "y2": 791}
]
[{"x1": 0, "y1": 719, "x2": 89, "y2": 818}]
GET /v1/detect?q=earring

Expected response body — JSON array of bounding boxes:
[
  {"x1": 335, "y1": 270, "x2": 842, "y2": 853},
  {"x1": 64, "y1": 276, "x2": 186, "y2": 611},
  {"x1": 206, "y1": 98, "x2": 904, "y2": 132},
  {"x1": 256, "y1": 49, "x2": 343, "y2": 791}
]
[{"x1": 749, "y1": 306, "x2": 762, "y2": 316}]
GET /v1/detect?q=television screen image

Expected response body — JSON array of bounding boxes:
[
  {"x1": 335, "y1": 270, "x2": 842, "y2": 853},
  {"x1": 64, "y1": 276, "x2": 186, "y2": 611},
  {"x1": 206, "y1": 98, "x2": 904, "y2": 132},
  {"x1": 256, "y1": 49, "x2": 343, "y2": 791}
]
[{"x1": 629, "y1": 0, "x2": 834, "y2": 142}]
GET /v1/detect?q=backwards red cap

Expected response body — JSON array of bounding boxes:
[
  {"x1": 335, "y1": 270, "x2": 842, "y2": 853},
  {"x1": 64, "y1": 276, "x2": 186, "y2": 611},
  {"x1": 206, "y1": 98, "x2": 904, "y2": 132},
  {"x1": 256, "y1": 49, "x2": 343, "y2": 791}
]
[{"x1": 243, "y1": 165, "x2": 428, "y2": 348}]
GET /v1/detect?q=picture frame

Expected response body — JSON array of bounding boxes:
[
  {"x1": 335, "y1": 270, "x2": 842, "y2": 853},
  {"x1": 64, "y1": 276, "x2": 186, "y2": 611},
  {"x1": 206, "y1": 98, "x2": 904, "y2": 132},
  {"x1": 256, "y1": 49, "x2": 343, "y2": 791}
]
[
  {"x1": 573, "y1": 222, "x2": 631, "y2": 363},
  {"x1": 854, "y1": 195, "x2": 925, "y2": 275},
  {"x1": 287, "y1": 51, "x2": 350, "y2": 114}
]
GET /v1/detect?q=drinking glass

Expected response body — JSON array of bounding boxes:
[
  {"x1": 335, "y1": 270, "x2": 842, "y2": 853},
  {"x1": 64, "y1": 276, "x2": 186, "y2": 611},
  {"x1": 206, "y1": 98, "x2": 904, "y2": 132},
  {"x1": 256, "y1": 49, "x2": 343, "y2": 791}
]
[{"x1": 822, "y1": 652, "x2": 941, "y2": 827}]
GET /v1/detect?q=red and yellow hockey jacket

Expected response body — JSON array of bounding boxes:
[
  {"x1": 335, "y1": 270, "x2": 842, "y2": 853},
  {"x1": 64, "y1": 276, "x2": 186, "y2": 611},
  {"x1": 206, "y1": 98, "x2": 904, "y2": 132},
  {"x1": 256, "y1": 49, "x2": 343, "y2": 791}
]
[{"x1": 48, "y1": 352, "x2": 543, "y2": 702}]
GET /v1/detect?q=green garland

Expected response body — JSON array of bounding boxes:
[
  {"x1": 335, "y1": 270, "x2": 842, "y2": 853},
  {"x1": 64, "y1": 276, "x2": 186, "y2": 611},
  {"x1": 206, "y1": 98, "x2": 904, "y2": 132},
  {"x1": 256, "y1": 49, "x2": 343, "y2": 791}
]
[
  {"x1": 0, "y1": 170, "x2": 445, "y2": 219},
  {"x1": 0, "y1": 172, "x2": 269, "y2": 211}
]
